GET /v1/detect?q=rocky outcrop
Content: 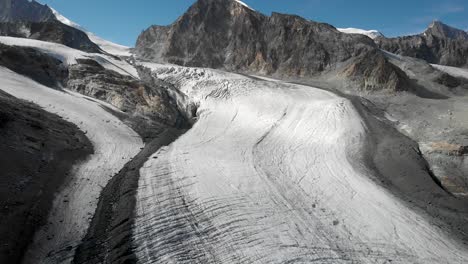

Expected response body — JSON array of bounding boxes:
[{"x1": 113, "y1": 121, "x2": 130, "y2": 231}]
[
  {"x1": 0, "y1": 43, "x2": 67, "y2": 87},
  {"x1": 376, "y1": 21, "x2": 468, "y2": 67},
  {"x1": 434, "y1": 72, "x2": 464, "y2": 88},
  {"x1": 135, "y1": 0, "x2": 410, "y2": 91},
  {"x1": 67, "y1": 59, "x2": 188, "y2": 140},
  {"x1": 342, "y1": 50, "x2": 411, "y2": 91},
  {"x1": 0, "y1": 20, "x2": 102, "y2": 53},
  {"x1": 0, "y1": 0, "x2": 101, "y2": 53},
  {"x1": 0, "y1": 90, "x2": 92, "y2": 264}
]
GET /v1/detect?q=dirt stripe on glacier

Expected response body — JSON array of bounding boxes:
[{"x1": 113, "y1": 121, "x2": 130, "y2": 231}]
[{"x1": 73, "y1": 128, "x2": 186, "y2": 264}]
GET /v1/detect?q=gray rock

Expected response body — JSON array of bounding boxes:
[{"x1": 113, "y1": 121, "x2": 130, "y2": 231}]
[
  {"x1": 135, "y1": 0, "x2": 409, "y2": 92},
  {"x1": 66, "y1": 59, "x2": 189, "y2": 140},
  {"x1": 377, "y1": 21, "x2": 468, "y2": 67},
  {"x1": 0, "y1": 0, "x2": 101, "y2": 53},
  {"x1": 0, "y1": 0, "x2": 54, "y2": 23}
]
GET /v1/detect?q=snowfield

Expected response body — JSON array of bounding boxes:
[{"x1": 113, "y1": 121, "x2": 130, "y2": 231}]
[
  {"x1": 0, "y1": 67, "x2": 143, "y2": 264},
  {"x1": 337, "y1": 27, "x2": 384, "y2": 39},
  {"x1": 133, "y1": 64, "x2": 468, "y2": 263},
  {"x1": 0, "y1": 36, "x2": 138, "y2": 77}
]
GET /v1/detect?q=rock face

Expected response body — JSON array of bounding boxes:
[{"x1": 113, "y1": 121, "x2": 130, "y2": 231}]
[
  {"x1": 66, "y1": 59, "x2": 188, "y2": 140},
  {"x1": 0, "y1": 0, "x2": 101, "y2": 53},
  {"x1": 377, "y1": 21, "x2": 468, "y2": 67},
  {"x1": 342, "y1": 50, "x2": 411, "y2": 91},
  {"x1": 135, "y1": 0, "x2": 409, "y2": 91},
  {"x1": 0, "y1": 0, "x2": 54, "y2": 23}
]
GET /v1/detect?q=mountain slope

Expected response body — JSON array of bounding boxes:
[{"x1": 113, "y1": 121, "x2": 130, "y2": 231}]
[
  {"x1": 51, "y1": 8, "x2": 132, "y2": 56},
  {"x1": 377, "y1": 21, "x2": 468, "y2": 67},
  {"x1": 0, "y1": 0, "x2": 54, "y2": 22},
  {"x1": 135, "y1": 0, "x2": 410, "y2": 92},
  {"x1": 0, "y1": 0, "x2": 101, "y2": 53}
]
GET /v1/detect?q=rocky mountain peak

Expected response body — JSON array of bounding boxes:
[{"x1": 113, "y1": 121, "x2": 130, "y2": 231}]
[
  {"x1": 135, "y1": 0, "x2": 409, "y2": 92},
  {"x1": 0, "y1": 0, "x2": 55, "y2": 22},
  {"x1": 425, "y1": 20, "x2": 468, "y2": 40}
]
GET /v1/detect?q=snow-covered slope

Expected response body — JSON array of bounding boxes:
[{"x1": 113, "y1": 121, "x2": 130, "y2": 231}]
[
  {"x1": 0, "y1": 67, "x2": 143, "y2": 263},
  {"x1": 431, "y1": 64, "x2": 468, "y2": 79},
  {"x1": 337, "y1": 27, "x2": 384, "y2": 39},
  {"x1": 51, "y1": 8, "x2": 132, "y2": 57},
  {"x1": 131, "y1": 64, "x2": 468, "y2": 263},
  {"x1": 0, "y1": 36, "x2": 138, "y2": 77}
]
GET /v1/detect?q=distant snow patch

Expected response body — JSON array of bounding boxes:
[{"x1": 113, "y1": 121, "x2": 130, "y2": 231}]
[
  {"x1": 337, "y1": 27, "x2": 384, "y2": 39},
  {"x1": 51, "y1": 8, "x2": 132, "y2": 57},
  {"x1": 234, "y1": 0, "x2": 255, "y2": 11},
  {"x1": 0, "y1": 36, "x2": 138, "y2": 77}
]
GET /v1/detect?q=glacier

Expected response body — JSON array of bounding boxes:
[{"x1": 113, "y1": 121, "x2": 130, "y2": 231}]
[{"x1": 131, "y1": 64, "x2": 468, "y2": 264}]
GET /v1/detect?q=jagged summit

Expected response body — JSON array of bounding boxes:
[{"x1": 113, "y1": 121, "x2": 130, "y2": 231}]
[
  {"x1": 135, "y1": 0, "x2": 409, "y2": 91},
  {"x1": 376, "y1": 20, "x2": 468, "y2": 67},
  {"x1": 424, "y1": 20, "x2": 468, "y2": 40}
]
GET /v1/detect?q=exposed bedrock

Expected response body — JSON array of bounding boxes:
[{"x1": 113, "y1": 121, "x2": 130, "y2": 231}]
[
  {"x1": 377, "y1": 21, "x2": 468, "y2": 67},
  {"x1": 0, "y1": 0, "x2": 101, "y2": 53},
  {"x1": 135, "y1": 0, "x2": 410, "y2": 92},
  {"x1": 66, "y1": 59, "x2": 190, "y2": 140},
  {"x1": 0, "y1": 20, "x2": 102, "y2": 53}
]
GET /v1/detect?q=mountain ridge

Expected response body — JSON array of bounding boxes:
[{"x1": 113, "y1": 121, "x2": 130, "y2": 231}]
[
  {"x1": 376, "y1": 20, "x2": 468, "y2": 67},
  {"x1": 135, "y1": 0, "x2": 410, "y2": 92},
  {"x1": 0, "y1": 0, "x2": 102, "y2": 53}
]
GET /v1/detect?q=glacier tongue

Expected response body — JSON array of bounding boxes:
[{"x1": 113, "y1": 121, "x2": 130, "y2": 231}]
[{"x1": 132, "y1": 64, "x2": 468, "y2": 263}]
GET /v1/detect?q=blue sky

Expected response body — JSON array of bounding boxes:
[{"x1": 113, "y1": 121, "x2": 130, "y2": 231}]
[{"x1": 38, "y1": 0, "x2": 468, "y2": 47}]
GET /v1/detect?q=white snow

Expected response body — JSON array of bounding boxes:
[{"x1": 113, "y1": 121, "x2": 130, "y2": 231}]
[
  {"x1": 51, "y1": 8, "x2": 132, "y2": 57},
  {"x1": 431, "y1": 64, "x2": 468, "y2": 79},
  {"x1": 337, "y1": 27, "x2": 384, "y2": 39},
  {"x1": 0, "y1": 67, "x2": 144, "y2": 263},
  {"x1": 234, "y1": 0, "x2": 255, "y2": 11},
  {"x1": 0, "y1": 36, "x2": 138, "y2": 77},
  {"x1": 86, "y1": 32, "x2": 133, "y2": 57},
  {"x1": 132, "y1": 63, "x2": 468, "y2": 263}
]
